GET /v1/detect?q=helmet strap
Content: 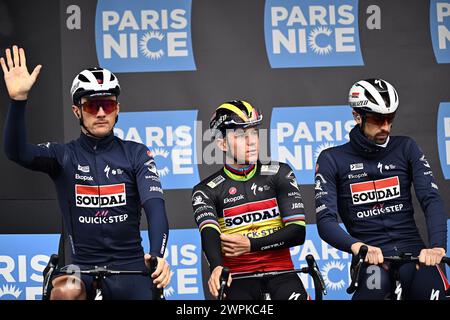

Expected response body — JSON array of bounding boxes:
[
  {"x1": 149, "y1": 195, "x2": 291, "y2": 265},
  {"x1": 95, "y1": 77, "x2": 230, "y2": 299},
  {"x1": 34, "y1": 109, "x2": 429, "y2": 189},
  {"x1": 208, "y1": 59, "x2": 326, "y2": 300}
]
[{"x1": 355, "y1": 109, "x2": 367, "y2": 133}]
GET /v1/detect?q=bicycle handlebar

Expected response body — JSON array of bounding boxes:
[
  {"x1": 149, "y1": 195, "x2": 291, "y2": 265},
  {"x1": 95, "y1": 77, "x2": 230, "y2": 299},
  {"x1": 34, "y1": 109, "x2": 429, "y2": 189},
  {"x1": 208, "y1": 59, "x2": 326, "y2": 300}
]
[
  {"x1": 306, "y1": 254, "x2": 328, "y2": 297},
  {"x1": 347, "y1": 245, "x2": 450, "y2": 295},
  {"x1": 217, "y1": 254, "x2": 326, "y2": 300},
  {"x1": 346, "y1": 245, "x2": 368, "y2": 294},
  {"x1": 54, "y1": 255, "x2": 165, "y2": 300},
  {"x1": 217, "y1": 267, "x2": 230, "y2": 300},
  {"x1": 149, "y1": 256, "x2": 165, "y2": 300}
]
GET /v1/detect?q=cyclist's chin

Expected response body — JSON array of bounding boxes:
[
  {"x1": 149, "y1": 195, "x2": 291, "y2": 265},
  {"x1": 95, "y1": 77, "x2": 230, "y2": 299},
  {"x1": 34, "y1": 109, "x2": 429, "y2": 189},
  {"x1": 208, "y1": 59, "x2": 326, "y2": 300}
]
[
  {"x1": 91, "y1": 126, "x2": 113, "y2": 137},
  {"x1": 244, "y1": 154, "x2": 258, "y2": 165},
  {"x1": 374, "y1": 135, "x2": 389, "y2": 145}
]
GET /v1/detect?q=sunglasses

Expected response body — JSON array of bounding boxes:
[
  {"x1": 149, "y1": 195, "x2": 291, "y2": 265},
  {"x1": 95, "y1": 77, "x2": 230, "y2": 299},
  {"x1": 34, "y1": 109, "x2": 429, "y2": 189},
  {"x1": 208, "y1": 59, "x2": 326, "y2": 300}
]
[
  {"x1": 80, "y1": 100, "x2": 118, "y2": 115},
  {"x1": 365, "y1": 112, "x2": 396, "y2": 126}
]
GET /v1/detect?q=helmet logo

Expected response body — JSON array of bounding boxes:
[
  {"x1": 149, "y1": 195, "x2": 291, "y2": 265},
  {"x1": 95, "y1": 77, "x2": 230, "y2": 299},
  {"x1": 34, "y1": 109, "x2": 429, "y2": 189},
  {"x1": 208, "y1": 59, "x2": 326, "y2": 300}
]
[{"x1": 374, "y1": 79, "x2": 384, "y2": 89}]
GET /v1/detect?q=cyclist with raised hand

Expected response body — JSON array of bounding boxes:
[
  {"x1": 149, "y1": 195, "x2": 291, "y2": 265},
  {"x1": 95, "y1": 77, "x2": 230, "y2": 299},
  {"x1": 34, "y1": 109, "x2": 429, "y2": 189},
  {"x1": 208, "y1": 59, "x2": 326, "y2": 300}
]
[
  {"x1": 315, "y1": 78, "x2": 448, "y2": 300},
  {"x1": 192, "y1": 100, "x2": 307, "y2": 300},
  {"x1": 1, "y1": 45, "x2": 171, "y2": 300}
]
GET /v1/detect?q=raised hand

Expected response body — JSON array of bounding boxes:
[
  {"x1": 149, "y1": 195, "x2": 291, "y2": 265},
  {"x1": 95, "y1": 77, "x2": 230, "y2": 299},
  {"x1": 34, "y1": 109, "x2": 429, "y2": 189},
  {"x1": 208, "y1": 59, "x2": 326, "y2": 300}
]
[{"x1": 0, "y1": 45, "x2": 42, "y2": 100}]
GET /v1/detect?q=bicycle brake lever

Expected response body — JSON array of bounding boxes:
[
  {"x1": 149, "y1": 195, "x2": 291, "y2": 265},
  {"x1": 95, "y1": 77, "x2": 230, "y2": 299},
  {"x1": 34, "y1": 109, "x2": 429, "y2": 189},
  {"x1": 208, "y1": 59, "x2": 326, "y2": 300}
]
[
  {"x1": 306, "y1": 254, "x2": 327, "y2": 295},
  {"x1": 218, "y1": 267, "x2": 230, "y2": 300}
]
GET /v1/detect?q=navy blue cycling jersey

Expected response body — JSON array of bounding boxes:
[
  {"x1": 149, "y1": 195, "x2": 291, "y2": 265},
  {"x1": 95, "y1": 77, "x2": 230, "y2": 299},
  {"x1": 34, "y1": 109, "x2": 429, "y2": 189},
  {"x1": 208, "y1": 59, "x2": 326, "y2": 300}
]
[
  {"x1": 315, "y1": 126, "x2": 447, "y2": 256},
  {"x1": 4, "y1": 100, "x2": 169, "y2": 265}
]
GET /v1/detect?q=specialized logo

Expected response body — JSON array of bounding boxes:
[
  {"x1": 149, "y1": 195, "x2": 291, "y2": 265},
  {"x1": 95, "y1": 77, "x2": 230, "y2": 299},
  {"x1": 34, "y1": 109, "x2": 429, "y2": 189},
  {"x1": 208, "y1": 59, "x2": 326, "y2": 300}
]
[
  {"x1": 350, "y1": 176, "x2": 401, "y2": 205},
  {"x1": 437, "y1": 102, "x2": 450, "y2": 179},
  {"x1": 251, "y1": 183, "x2": 270, "y2": 195},
  {"x1": 75, "y1": 183, "x2": 126, "y2": 208},
  {"x1": 114, "y1": 110, "x2": 199, "y2": 189},
  {"x1": 95, "y1": 0, "x2": 196, "y2": 72},
  {"x1": 104, "y1": 165, "x2": 111, "y2": 178},
  {"x1": 270, "y1": 105, "x2": 355, "y2": 184},
  {"x1": 103, "y1": 165, "x2": 124, "y2": 179},
  {"x1": 377, "y1": 162, "x2": 396, "y2": 174},
  {"x1": 430, "y1": 0, "x2": 450, "y2": 63},
  {"x1": 223, "y1": 198, "x2": 280, "y2": 228},
  {"x1": 264, "y1": 0, "x2": 364, "y2": 68}
]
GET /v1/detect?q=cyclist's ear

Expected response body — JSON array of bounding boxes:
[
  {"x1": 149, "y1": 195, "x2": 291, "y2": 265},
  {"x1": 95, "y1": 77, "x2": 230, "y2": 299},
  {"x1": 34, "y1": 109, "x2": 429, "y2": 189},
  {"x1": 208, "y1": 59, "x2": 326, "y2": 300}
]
[
  {"x1": 352, "y1": 110, "x2": 361, "y2": 124},
  {"x1": 216, "y1": 137, "x2": 227, "y2": 152},
  {"x1": 72, "y1": 105, "x2": 81, "y2": 119}
]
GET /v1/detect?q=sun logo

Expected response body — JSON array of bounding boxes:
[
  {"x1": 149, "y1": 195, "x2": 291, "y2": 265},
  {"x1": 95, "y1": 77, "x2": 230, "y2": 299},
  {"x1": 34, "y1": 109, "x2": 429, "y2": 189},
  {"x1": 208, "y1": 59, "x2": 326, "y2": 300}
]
[
  {"x1": 321, "y1": 261, "x2": 346, "y2": 291},
  {"x1": 308, "y1": 26, "x2": 333, "y2": 55},
  {"x1": 314, "y1": 142, "x2": 335, "y2": 161},
  {"x1": 150, "y1": 148, "x2": 170, "y2": 177},
  {"x1": 0, "y1": 284, "x2": 22, "y2": 299},
  {"x1": 140, "y1": 31, "x2": 165, "y2": 60},
  {"x1": 164, "y1": 285, "x2": 176, "y2": 298}
]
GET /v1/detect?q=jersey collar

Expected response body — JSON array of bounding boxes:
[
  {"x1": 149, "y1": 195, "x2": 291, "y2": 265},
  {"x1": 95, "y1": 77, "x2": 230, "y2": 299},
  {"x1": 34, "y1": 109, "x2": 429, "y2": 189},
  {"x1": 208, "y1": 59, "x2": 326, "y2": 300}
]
[
  {"x1": 79, "y1": 131, "x2": 115, "y2": 153},
  {"x1": 224, "y1": 163, "x2": 257, "y2": 181}
]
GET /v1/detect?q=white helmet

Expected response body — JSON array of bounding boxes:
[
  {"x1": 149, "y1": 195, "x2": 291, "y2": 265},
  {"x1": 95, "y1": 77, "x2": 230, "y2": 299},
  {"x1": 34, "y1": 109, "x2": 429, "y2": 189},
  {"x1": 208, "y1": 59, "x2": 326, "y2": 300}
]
[
  {"x1": 348, "y1": 78, "x2": 399, "y2": 114},
  {"x1": 70, "y1": 67, "x2": 120, "y2": 105}
]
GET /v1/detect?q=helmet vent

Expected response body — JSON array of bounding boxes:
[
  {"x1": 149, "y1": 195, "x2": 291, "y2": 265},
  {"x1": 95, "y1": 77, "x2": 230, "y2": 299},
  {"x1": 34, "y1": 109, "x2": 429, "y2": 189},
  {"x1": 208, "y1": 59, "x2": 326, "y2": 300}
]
[{"x1": 77, "y1": 74, "x2": 89, "y2": 82}]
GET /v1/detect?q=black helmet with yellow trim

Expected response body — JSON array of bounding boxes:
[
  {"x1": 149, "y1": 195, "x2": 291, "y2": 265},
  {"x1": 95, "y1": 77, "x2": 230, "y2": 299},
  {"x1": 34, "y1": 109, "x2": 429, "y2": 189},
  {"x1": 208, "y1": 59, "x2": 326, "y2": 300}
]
[{"x1": 209, "y1": 100, "x2": 263, "y2": 136}]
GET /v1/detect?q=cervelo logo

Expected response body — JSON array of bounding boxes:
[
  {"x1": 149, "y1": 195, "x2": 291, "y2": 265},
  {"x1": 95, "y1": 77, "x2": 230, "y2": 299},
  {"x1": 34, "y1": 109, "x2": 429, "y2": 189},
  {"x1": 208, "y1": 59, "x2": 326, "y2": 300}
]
[
  {"x1": 95, "y1": 0, "x2": 196, "y2": 72},
  {"x1": 430, "y1": 0, "x2": 450, "y2": 63},
  {"x1": 114, "y1": 110, "x2": 200, "y2": 189},
  {"x1": 223, "y1": 198, "x2": 280, "y2": 228},
  {"x1": 270, "y1": 106, "x2": 355, "y2": 184},
  {"x1": 75, "y1": 183, "x2": 126, "y2": 208},
  {"x1": 350, "y1": 176, "x2": 401, "y2": 205},
  {"x1": 437, "y1": 102, "x2": 450, "y2": 179},
  {"x1": 264, "y1": 0, "x2": 364, "y2": 68}
]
